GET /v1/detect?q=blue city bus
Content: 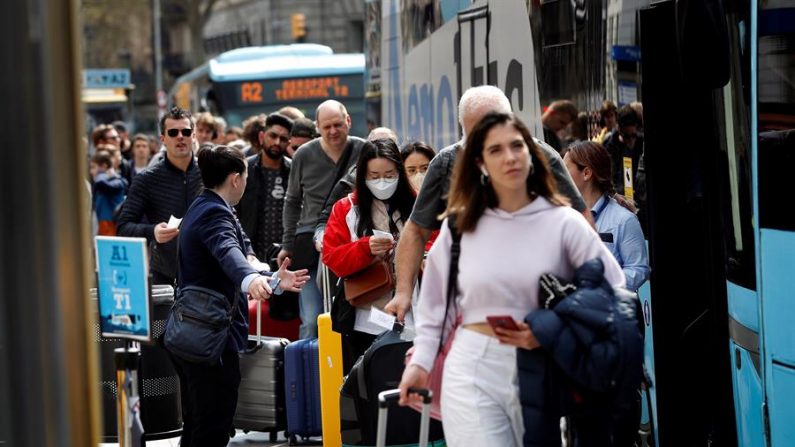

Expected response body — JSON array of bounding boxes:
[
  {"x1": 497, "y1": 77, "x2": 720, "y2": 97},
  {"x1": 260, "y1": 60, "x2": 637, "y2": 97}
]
[
  {"x1": 641, "y1": 1, "x2": 795, "y2": 445},
  {"x1": 169, "y1": 43, "x2": 367, "y2": 137},
  {"x1": 370, "y1": 0, "x2": 795, "y2": 445}
]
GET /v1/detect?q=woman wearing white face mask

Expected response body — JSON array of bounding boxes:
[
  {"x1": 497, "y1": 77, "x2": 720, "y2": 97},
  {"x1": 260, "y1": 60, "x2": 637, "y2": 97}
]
[
  {"x1": 322, "y1": 138, "x2": 417, "y2": 368},
  {"x1": 401, "y1": 142, "x2": 435, "y2": 193}
]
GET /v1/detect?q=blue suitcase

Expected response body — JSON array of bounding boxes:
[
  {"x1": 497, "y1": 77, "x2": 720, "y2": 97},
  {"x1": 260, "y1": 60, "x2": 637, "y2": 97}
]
[{"x1": 284, "y1": 338, "x2": 323, "y2": 443}]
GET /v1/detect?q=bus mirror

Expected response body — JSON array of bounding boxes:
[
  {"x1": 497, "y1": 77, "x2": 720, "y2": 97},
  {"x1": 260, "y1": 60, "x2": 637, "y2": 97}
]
[{"x1": 675, "y1": 0, "x2": 731, "y2": 89}]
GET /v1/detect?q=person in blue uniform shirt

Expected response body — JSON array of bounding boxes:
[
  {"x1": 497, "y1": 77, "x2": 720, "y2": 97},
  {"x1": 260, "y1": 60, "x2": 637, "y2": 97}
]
[
  {"x1": 563, "y1": 141, "x2": 650, "y2": 291},
  {"x1": 171, "y1": 144, "x2": 309, "y2": 446}
]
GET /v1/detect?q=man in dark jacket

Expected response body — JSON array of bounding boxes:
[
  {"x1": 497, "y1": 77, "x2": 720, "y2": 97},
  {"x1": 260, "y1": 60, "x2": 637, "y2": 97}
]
[
  {"x1": 603, "y1": 105, "x2": 644, "y2": 198},
  {"x1": 237, "y1": 113, "x2": 293, "y2": 263},
  {"x1": 117, "y1": 107, "x2": 203, "y2": 285}
]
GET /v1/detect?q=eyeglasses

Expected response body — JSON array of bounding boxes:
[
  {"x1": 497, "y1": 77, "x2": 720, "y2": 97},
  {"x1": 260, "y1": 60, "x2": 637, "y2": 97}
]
[
  {"x1": 267, "y1": 131, "x2": 290, "y2": 144},
  {"x1": 167, "y1": 128, "x2": 193, "y2": 138}
]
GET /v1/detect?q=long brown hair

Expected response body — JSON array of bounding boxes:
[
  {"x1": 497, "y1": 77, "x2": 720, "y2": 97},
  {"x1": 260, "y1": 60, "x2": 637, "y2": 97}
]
[
  {"x1": 565, "y1": 141, "x2": 615, "y2": 195},
  {"x1": 354, "y1": 139, "x2": 416, "y2": 237},
  {"x1": 446, "y1": 112, "x2": 566, "y2": 233}
]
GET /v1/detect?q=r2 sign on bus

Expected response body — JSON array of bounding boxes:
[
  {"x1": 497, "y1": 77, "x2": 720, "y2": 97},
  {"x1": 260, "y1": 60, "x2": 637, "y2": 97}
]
[{"x1": 95, "y1": 236, "x2": 152, "y2": 342}]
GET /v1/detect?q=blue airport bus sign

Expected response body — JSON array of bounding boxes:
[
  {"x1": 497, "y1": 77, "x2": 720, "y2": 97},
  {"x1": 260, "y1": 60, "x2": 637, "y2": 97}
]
[
  {"x1": 95, "y1": 236, "x2": 152, "y2": 342},
  {"x1": 611, "y1": 45, "x2": 641, "y2": 62},
  {"x1": 83, "y1": 69, "x2": 132, "y2": 89}
]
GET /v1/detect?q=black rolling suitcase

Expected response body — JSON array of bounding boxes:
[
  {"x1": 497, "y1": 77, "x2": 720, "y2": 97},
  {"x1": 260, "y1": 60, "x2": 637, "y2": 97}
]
[
  {"x1": 340, "y1": 328, "x2": 445, "y2": 446},
  {"x1": 234, "y1": 299, "x2": 289, "y2": 442},
  {"x1": 375, "y1": 388, "x2": 443, "y2": 447}
]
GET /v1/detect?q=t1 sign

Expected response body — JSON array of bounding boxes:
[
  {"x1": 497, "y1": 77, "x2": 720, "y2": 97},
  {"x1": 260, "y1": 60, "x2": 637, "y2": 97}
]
[{"x1": 95, "y1": 236, "x2": 152, "y2": 342}]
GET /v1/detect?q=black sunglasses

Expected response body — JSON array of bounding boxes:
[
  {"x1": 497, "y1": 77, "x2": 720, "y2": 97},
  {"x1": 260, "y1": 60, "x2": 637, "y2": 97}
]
[{"x1": 167, "y1": 128, "x2": 193, "y2": 137}]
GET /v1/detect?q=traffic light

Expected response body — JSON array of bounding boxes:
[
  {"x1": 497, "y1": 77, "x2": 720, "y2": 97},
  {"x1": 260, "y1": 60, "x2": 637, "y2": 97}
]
[{"x1": 291, "y1": 13, "x2": 307, "y2": 42}]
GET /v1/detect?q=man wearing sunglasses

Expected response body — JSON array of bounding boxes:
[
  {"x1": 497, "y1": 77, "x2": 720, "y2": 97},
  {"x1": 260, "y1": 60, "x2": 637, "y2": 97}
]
[
  {"x1": 237, "y1": 112, "x2": 293, "y2": 265},
  {"x1": 117, "y1": 107, "x2": 204, "y2": 286},
  {"x1": 603, "y1": 105, "x2": 644, "y2": 198}
]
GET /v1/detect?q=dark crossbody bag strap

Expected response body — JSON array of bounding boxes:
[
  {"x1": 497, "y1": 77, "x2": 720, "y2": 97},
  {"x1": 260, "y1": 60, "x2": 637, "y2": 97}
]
[
  {"x1": 320, "y1": 140, "x2": 356, "y2": 211},
  {"x1": 174, "y1": 203, "x2": 239, "y2": 317},
  {"x1": 437, "y1": 215, "x2": 461, "y2": 353}
]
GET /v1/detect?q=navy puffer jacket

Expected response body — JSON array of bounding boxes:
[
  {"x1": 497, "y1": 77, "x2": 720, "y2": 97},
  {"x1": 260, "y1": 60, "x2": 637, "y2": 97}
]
[{"x1": 518, "y1": 258, "x2": 644, "y2": 447}]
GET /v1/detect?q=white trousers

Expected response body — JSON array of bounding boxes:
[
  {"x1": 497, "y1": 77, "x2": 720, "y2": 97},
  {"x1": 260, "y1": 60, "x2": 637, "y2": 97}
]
[{"x1": 441, "y1": 328, "x2": 524, "y2": 447}]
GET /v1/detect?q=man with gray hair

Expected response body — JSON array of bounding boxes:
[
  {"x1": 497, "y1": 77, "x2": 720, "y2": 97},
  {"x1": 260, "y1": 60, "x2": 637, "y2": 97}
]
[
  {"x1": 384, "y1": 85, "x2": 588, "y2": 320},
  {"x1": 278, "y1": 99, "x2": 366, "y2": 338},
  {"x1": 367, "y1": 126, "x2": 399, "y2": 143}
]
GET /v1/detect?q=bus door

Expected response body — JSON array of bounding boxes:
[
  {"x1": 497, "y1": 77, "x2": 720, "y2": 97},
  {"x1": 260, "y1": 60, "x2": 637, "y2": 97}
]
[
  {"x1": 755, "y1": 2, "x2": 795, "y2": 445},
  {"x1": 639, "y1": 1, "x2": 738, "y2": 444}
]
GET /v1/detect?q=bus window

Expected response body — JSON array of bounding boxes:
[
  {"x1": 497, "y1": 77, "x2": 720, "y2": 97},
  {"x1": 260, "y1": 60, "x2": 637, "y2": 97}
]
[
  {"x1": 757, "y1": 2, "x2": 795, "y2": 232},
  {"x1": 718, "y1": 1, "x2": 756, "y2": 289}
]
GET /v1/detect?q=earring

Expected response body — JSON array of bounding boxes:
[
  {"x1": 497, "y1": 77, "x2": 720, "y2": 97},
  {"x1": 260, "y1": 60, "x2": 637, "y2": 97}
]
[{"x1": 480, "y1": 166, "x2": 489, "y2": 185}]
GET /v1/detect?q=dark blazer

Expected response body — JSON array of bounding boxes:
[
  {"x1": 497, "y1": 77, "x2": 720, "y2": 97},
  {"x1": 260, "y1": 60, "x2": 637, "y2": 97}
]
[{"x1": 178, "y1": 189, "x2": 262, "y2": 353}]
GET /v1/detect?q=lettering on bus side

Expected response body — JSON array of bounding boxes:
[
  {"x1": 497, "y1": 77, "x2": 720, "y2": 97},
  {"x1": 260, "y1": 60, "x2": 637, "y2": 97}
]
[{"x1": 383, "y1": 0, "x2": 542, "y2": 148}]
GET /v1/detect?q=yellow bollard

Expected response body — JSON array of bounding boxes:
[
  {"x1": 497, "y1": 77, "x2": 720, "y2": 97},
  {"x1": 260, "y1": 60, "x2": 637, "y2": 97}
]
[{"x1": 318, "y1": 312, "x2": 343, "y2": 447}]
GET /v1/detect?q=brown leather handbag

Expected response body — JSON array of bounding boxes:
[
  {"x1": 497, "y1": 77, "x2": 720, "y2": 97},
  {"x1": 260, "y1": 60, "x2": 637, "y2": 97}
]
[{"x1": 343, "y1": 260, "x2": 394, "y2": 307}]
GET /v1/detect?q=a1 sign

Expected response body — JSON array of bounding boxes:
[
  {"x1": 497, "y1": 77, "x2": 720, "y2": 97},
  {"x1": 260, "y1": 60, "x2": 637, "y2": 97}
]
[
  {"x1": 83, "y1": 69, "x2": 131, "y2": 89},
  {"x1": 95, "y1": 236, "x2": 152, "y2": 342}
]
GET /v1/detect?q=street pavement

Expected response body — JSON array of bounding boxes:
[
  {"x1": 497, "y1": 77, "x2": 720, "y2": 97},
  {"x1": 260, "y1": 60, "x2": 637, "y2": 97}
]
[{"x1": 99, "y1": 430, "x2": 323, "y2": 446}]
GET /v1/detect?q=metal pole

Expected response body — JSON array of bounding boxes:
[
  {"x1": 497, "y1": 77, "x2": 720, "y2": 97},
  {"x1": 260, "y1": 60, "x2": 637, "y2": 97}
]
[
  {"x1": 153, "y1": 0, "x2": 163, "y2": 105},
  {"x1": 1, "y1": 0, "x2": 101, "y2": 444},
  {"x1": 115, "y1": 346, "x2": 141, "y2": 447}
]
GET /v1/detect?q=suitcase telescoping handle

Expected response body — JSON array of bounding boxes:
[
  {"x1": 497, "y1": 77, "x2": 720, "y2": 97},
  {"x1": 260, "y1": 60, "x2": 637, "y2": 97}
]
[
  {"x1": 376, "y1": 388, "x2": 432, "y2": 447},
  {"x1": 321, "y1": 263, "x2": 332, "y2": 313},
  {"x1": 256, "y1": 295, "x2": 262, "y2": 343}
]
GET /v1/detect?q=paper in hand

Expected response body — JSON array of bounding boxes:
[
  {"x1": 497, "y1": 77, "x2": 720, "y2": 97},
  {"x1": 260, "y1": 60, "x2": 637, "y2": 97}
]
[
  {"x1": 371, "y1": 230, "x2": 394, "y2": 242},
  {"x1": 166, "y1": 215, "x2": 182, "y2": 229}
]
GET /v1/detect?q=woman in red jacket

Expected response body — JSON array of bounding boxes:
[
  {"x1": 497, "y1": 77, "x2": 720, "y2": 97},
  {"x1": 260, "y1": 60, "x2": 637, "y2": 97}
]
[{"x1": 322, "y1": 138, "x2": 416, "y2": 370}]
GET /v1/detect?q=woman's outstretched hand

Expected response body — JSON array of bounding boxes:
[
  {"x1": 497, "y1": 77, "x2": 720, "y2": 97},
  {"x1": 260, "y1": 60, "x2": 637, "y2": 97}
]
[{"x1": 276, "y1": 257, "x2": 310, "y2": 292}]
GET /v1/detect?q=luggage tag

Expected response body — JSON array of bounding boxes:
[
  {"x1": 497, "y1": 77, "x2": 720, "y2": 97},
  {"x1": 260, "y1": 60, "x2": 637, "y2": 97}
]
[{"x1": 369, "y1": 306, "x2": 396, "y2": 330}]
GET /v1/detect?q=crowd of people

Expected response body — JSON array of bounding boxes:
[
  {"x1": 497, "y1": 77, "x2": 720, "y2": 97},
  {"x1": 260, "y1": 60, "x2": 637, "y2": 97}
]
[{"x1": 87, "y1": 86, "x2": 650, "y2": 446}]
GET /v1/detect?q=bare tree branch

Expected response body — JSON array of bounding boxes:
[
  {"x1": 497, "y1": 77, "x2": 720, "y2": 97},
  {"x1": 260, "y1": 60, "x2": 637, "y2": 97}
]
[{"x1": 200, "y1": 0, "x2": 221, "y2": 30}]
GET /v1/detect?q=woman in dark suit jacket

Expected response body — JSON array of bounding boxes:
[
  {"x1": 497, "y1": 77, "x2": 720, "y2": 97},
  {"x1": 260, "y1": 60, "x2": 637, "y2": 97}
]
[{"x1": 171, "y1": 145, "x2": 308, "y2": 447}]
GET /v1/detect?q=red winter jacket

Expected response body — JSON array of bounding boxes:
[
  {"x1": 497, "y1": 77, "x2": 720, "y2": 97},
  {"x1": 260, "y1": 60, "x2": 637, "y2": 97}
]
[{"x1": 322, "y1": 192, "x2": 379, "y2": 278}]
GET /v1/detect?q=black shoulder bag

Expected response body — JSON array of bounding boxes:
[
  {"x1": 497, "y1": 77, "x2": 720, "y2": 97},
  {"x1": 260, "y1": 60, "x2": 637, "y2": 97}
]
[{"x1": 163, "y1": 207, "x2": 240, "y2": 365}]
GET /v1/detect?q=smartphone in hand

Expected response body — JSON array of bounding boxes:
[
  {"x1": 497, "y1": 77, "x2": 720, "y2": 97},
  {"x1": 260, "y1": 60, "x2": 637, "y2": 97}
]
[
  {"x1": 486, "y1": 315, "x2": 520, "y2": 332},
  {"x1": 268, "y1": 275, "x2": 281, "y2": 291}
]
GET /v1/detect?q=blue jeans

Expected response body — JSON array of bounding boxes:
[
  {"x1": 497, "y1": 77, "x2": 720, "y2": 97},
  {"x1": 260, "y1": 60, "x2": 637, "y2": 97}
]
[{"x1": 299, "y1": 264, "x2": 323, "y2": 339}]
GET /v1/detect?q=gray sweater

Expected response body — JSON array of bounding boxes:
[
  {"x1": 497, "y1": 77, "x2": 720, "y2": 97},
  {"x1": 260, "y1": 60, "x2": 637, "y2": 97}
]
[{"x1": 281, "y1": 136, "x2": 366, "y2": 251}]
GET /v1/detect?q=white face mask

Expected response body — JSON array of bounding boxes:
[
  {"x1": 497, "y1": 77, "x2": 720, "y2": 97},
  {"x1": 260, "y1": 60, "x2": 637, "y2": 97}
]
[
  {"x1": 409, "y1": 172, "x2": 426, "y2": 192},
  {"x1": 366, "y1": 177, "x2": 399, "y2": 200}
]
